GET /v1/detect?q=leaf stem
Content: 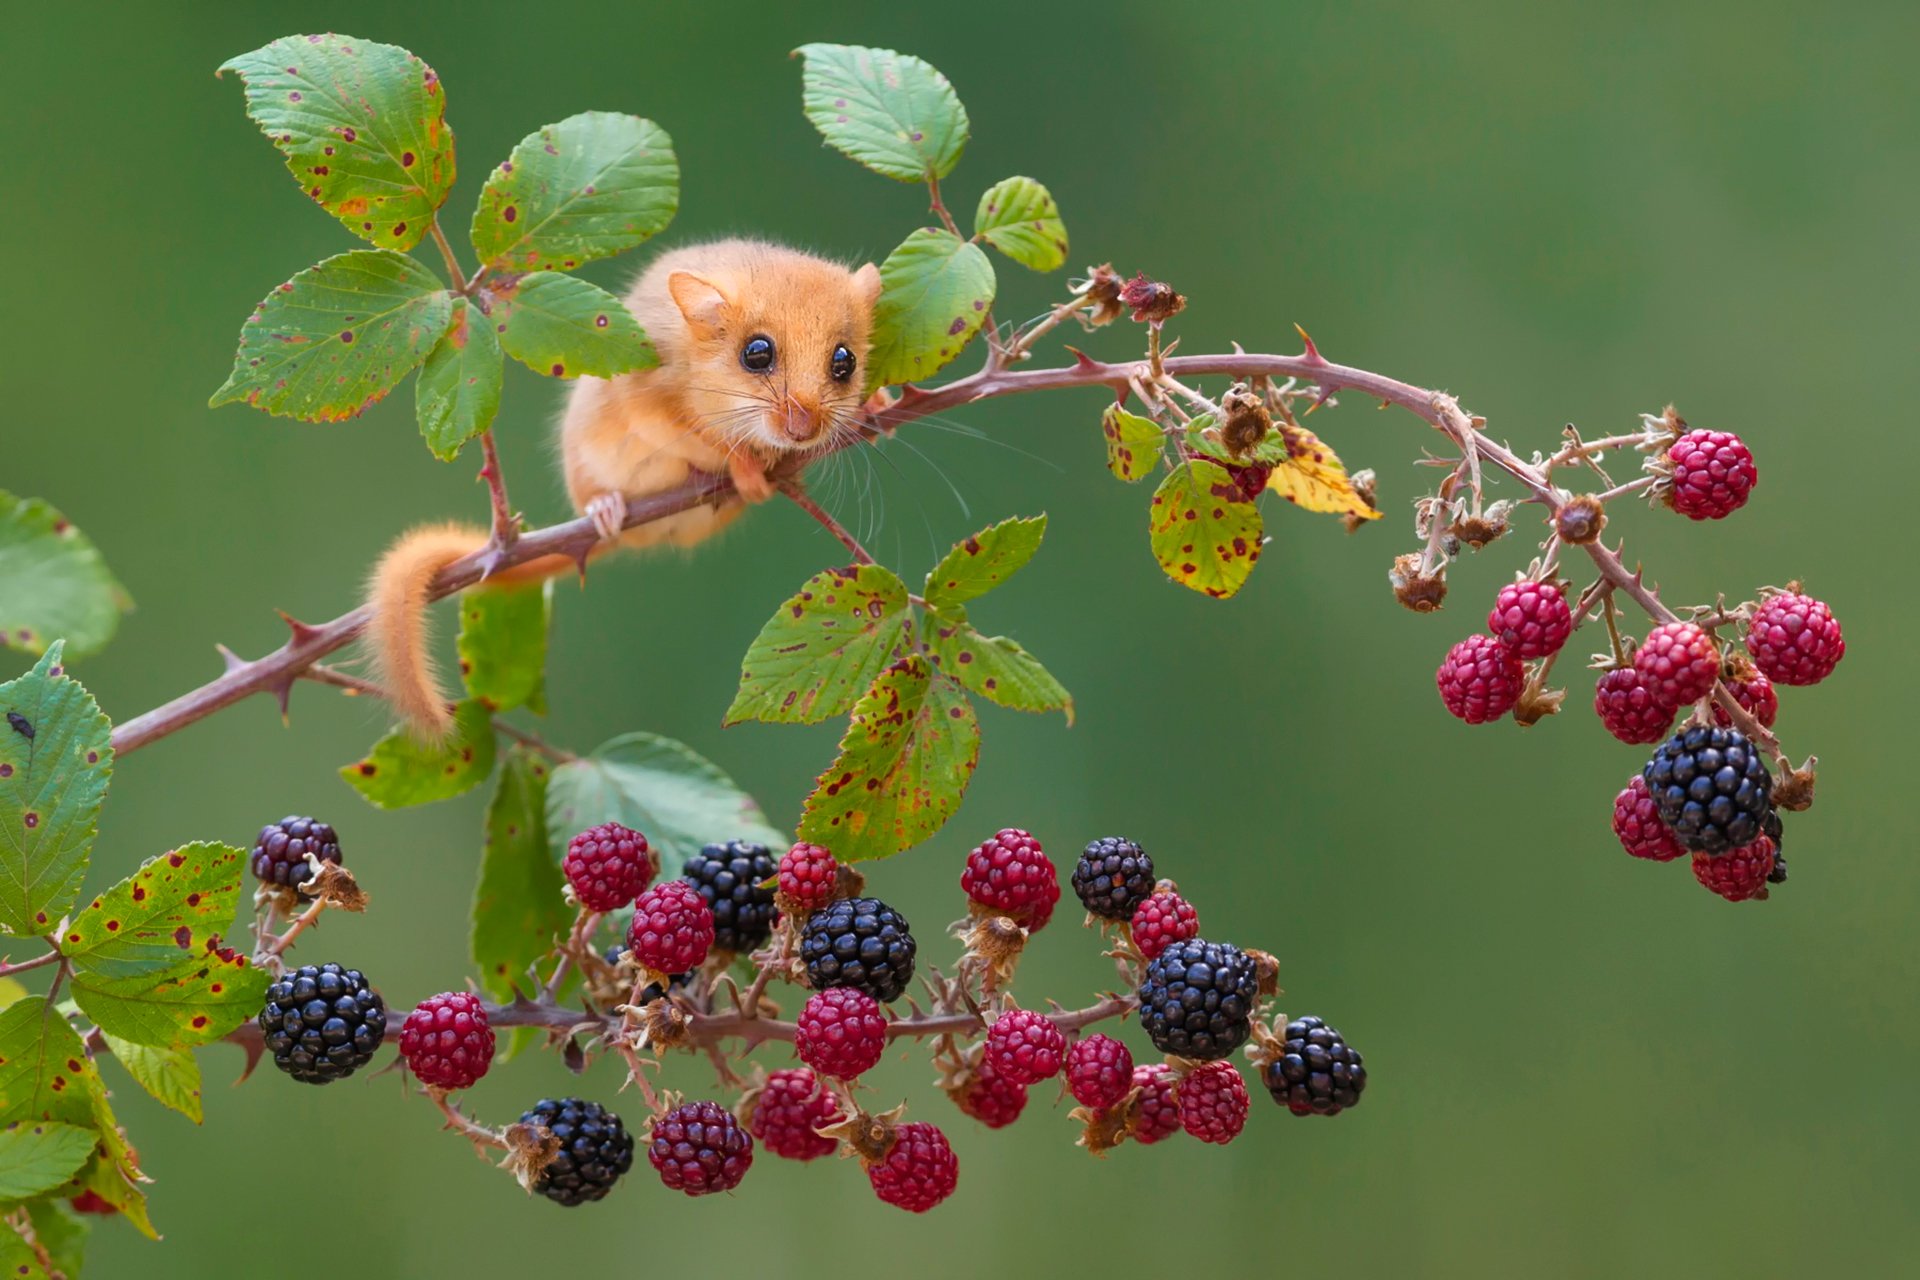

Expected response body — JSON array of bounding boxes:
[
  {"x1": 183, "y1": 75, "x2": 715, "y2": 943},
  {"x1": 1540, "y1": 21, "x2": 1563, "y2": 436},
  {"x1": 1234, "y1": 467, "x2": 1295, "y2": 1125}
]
[
  {"x1": 0, "y1": 948, "x2": 62, "y2": 978},
  {"x1": 429, "y1": 221, "x2": 469, "y2": 294},
  {"x1": 925, "y1": 174, "x2": 963, "y2": 238},
  {"x1": 781, "y1": 484, "x2": 876, "y2": 565}
]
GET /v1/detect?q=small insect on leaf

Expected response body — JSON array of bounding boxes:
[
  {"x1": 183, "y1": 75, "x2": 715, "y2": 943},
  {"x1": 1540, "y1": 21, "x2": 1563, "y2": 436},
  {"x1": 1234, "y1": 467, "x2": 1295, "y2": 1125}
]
[{"x1": 6, "y1": 712, "x2": 31, "y2": 741}]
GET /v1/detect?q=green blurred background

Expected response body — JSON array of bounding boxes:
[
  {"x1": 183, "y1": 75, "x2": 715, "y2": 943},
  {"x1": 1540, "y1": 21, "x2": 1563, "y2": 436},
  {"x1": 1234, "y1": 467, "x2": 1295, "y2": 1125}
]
[{"x1": 5, "y1": 0, "x2": 1915, "y2": 1274}]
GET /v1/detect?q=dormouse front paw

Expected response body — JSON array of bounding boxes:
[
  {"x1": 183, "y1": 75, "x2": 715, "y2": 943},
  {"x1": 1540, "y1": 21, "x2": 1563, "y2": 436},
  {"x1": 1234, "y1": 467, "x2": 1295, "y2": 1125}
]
[
  {"x1": 585, "y1": 492, "x2": 627, "y2": 543},
  {"x1": 728, "y1": 453, "x2": 777, "y2": 504}
]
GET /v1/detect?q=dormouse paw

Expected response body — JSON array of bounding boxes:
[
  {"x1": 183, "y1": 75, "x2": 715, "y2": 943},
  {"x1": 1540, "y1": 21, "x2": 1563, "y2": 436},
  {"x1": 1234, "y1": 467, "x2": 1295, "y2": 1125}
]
[
  {"x1": 586, "y1": 492, "x2": 627, "y2": 543},
  {"x1": 728, "y1": 454, "x2": 777, "y2": 504}
]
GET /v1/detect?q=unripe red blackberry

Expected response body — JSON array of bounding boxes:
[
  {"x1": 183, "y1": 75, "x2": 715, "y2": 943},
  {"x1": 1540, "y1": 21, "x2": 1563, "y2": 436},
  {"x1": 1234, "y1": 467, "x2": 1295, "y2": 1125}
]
[
  {"x1": 796, "y1": 987, "x2": 888, "y2": 1080},
  {"x1": 1634, "y1": 621, "x2": 1720, "y2": 707},
  {"x1": 960, "y1": 828, "x2": 1061, "y2": 932},
  {"x1": 1130, "y1": 888, "x2": 1198, "y2": 961},
  {"x1": 949, "y1": 1055, "x2": 1028, "y2": 1129},
  {"x1": 1664, "y1": 429, "x2": 1757, "y2": 520},
  {"x1": 1487, "y1": 579, "x2": 1573, "y2": 659},
  {"x1": 1712, "y1": 666, "x2": 1779, "y2": 729},
  {"x1": 1612, "y1": 776, "x2": 1685, "y2": 862},
  {"x1": 626, "y1": 880, "x2": 714, "y2": 975},
  {"x1": 1128, "y1": 1063, "x2": 1182, "y2": 1144},
  {"x1": 983, "y1": 1008, "x2": 1066, "y2": 1086},
  {"x1": 1691, "y1": 838, "x2": 1777, "y2": 903},
  {"x1": 776, "y1": 841, "x2": 840, "y2": 912},
  {"x1": 250, "y1": 815, "x2": 341, "y2": 889},
  {"x1": 746, "y1": 1067, "x2": 842, "y2": 1162},
  {"x1": 1177, "y1": 1060, "x2": 1250, "y2": 1144},
  {"x1": 1593, "y1": 667, "x2": 1676, "y2": 745},
  {"x1": 648, "y1": 1099, "x2": 753, "y2": 1196},
  {"x1": 562, "y1": 822, "x2": 654, "y2": 913},
  {"x1": 1065, "y1": 1033, "x2": 1134, "y2": 1110},
  {"x1": 1071, "y1": 836, "x2": 1155, "y2": 921},
  {"x1": 867, "y1": 1121, "x2": 959, "y2": 1212},
  {"x1": 398, "y1": 991, "x2": 495, "y2": 1090},
  {"x1": 1435, "y1": 634, "x2": 1525, "y2": 724},
  {"x1": 1745, "y1": 591, "x2": 1844, "y2": 686}
]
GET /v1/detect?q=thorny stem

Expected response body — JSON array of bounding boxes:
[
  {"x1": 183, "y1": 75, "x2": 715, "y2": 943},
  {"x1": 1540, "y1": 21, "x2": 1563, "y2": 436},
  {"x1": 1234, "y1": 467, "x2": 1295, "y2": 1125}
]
[
  {"x1": 301, "y1": 663, "x2": 576, "y2": 762},
  {"x1": 429, "y1": 1088, "x2": 508, "y2": 1151},
  {"x1": 0, "y1": 948, "x2": 61, "y2": 978},
  {"x1": 264, "y1": 894, "x2": 328, "y2": 959},
  {"x1": 1544, "y1": 429, "x2": 1658, "y2": 473},
  {"x1": 780, "y1": 484, "x2": 876, "y2": 566},
  {"x1": 1595, "y1": 475, "x2": 1657, "y2": 504},
  {"x1": 477, "y1": 429, "x2": 519, "y2": 554}
]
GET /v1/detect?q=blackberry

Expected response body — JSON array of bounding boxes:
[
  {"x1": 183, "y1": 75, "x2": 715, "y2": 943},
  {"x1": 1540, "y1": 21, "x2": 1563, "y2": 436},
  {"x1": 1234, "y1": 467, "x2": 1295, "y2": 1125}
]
[
  {"x1": 519, "y1": 1097, "x2": 634, "y2": 1206},
  {"x1": 1065, "y1": 1033, "x2": 1134, "y2": 1110},
  {"x1": 1643, "y1": 725, "x2": 1775, "y2": 854},
  {"x1": 1260, "y1": 1015, "x2": 1367, "y2": 1116},
  {"x1": 258, "y1": 963, "x2": 386, "y2": 1084},
  {"x1": 866, "y1": 1121, "x2": 958, "y2": 1213},
  {"x1": 648, "y1": 1099, "x2": 754, "y2": 1195},
  {"x1": 563, "y1": 822, "x2": 654, "y2": 912},
  {"x1": 682, "y1": 840, "x2": 779, "y2": 954},
  {"x1": 1137, "y1": 938, "x2": 1259, "y2": 1060},
  {"x1": 250, "y1": 815, "x2": 341, "y2": 889},
  {"x1": 398, "y1": 991, "x2": 494, "y2": 1090},
  {"x1": 1072, "y1": 837, "x2": 1155, "y2": 921},
  {"x1": 800, "y1": 896, "x2": 916, "y2": 1003}
]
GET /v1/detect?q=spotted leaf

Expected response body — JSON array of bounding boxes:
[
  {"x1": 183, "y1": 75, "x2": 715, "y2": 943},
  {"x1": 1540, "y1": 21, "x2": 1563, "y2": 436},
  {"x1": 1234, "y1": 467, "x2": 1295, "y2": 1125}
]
[
  {"x1": 1148, "y1": 460, "x2": 1265, "y2": 598},
  {"x1": 867, "y1": 228, "x2": 995, "y2": 390},
  {"x1": 210, "y1": 250, "x2": 453, "y2": 422},
  {"x1": 61, "y1": 842, "x2": 249, "y2": 982},
  {"x1": 1263, "y1": 425, "x2": 1381, "y2": 519},
  {"x1": 69, "y1": 936, "x2": 265, "y2": 1049},
  {"x1": 341, "y1": 698, "x2": 497, "y2": 809},
  {"x1": 725, "y1": 564, "x2": 913, "y2": 726},
  {"x1": 457, "y1": 580, "x2": 550, "y2": 716},
  {"x1": 974, "y1": 176, "x2": 1068, "y2": 272},
  {"x1": 923, "y1": 515, "x2": 1046, "y2": 609},
  {"x1": 0, "y1": 1120, "x2": 96, "y2": 1200},
  {"x1": 927, "y1": 604, "x2": 1072, "y2": 723},
  {"x1": 793, "y1": 44, "x2": 969, "y2": 183},
  {"x1": 471, "y1": 112, "x2": 679, "y2": 273},
  {"x1": 0, "y1": 644, "x2": 112, "y2": 937},
  {"x1": 100, "y1": 1034, "x2": 203, "y2": 1123},
  {"x1": 0, "y1": 491, "x2": 133, "y2": 661},
  {"x1": 472, "y1": 748, "x2": 568, "y2": 1003},
  {"x1": 491, "y1": 271, "x2": 656, "y2": 379},
  {"x1": 217, "y1": 34, "x2": 455, "y2": 250},
  {"x1": 1102, "y1": 405, "x2": 1165, "y2": 482},
  {"x1": 797, "y1": 658, "x2": 980, "y2": 862},
  {"x1": 415, "y1": 297, "x2": 504, "y2": 461}
]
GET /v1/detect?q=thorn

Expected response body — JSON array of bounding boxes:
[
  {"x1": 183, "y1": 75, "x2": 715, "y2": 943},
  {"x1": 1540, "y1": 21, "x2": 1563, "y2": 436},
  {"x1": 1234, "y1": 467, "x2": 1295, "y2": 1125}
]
[
  {"x1": 277, "y1": 611, "x2": 325, "y2": 648},
  {"x1": 267, "y1": 674, "x2": 296, "y2": 723},
  {"x1": 475, "y1": 544, "x2": 509, "y2": 582},
  {"x1": 1294, "y1": 323, "x2": 1324, "y2": 364},
  {"x1": 1232, "y1": 340, "x2": 1247, "y2": 356},
  {"x1": 1063, "y1": 344, "x2": 1102, "y2": 374},
  {"x1": 215, "y1": 643, "x2": 247, "y2": 674}
]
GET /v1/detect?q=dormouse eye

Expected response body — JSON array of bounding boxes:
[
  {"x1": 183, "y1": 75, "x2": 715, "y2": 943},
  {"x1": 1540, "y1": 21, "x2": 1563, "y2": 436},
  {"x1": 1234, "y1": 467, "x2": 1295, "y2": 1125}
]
[
  {"x1": 740, "y1": 335, "x2": 776, "y2": 373},
  {"x1": 829, "y1": 344, "x2": 856, "y2": 382}
]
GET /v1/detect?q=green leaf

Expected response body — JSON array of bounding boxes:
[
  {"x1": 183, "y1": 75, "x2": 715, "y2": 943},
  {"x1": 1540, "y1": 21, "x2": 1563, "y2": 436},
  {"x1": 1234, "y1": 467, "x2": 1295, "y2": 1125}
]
[
  {"x1": 1181, "y1": 413, "x2": 1232, "y2": 463},
  {"x1": 927, "y1": 604, "x2": 1073, "y2": 723},
  {"x1": 457, "y1": 581, "x2": 550, "y2": 716},
  {"x1": 0, "y1": 1120, "x2": 96, "y2": 1200},
  {"x1": 546, "y1": 733, "x2": 784, "y2": 870},
  {"x1": 210, "y1": 251, "x2": 453, "y2": 422},
  {"x1": 492, "y1": 272, "x2": 656, "y2": 379},
  {"x1": 470, "y1": 113, "x2": 678, "y2": 273},
  {"x1": 973, "y1": 177, "x2": 1068, "y2": 272},
  {"x1": 923, "y1": 515, "x2": 1046, "y2": 608},
  {"x1": 1148, "y1": 460, "x2": 1265, "y2": 599},
  {"x1": 217, "y1": 34, "x2": 455, "y2": 251},
  {"x1": 60, "y1": 843, "x2": 250, "y2": 982},
  {"x1": 23, "y1": 1201, "x2": 87, "y2": 1279},
  {"x1": 472, "y1": 748, "x2": 568, "y2": 1001},
  {"x1": 70, "y1": 944, "x2": 265, "y2": 1049},
  {"x1": 0, "y1": 997, "x2": 152, "y2": 1237},
  {"x1": 0, "y1": 1229, "x2": 45, "y2": 1279},
  {"x1": 796, "y1": 658, "x2": 979, "y2": 862},
  {"x1": 0, "y1": 493, "x2": 133, "y2": 662},
  {"x1": 793, "y1": 44, "x2": 969, "y2": 183},
  {"x1": 415, "y1": 298, "x2": 503, "y2": 461},
  {"x1": 340, "y1": 698, "x2": 497, "y2": 809},
  {"x1": 867, "y1": 228, "x2": 995, "y2": 389},
  {"x1": 100, "y1": 1035, "x2": 202, "y2": 1123},
  {"x1": 725, "y1": 565, "x2": 913, "y2": 726},
  {"x1": 0, "y1": 645, "x2": 112, "y2": 937},
  {"x1": 1102, "y1": 405, "x2": 1166, "y2": 482}
]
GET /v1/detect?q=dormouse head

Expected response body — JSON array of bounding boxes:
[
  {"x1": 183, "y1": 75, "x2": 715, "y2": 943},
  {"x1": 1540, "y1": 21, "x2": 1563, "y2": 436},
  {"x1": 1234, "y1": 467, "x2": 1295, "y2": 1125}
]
[{"x1": 666, "y1": 247, "x2": 884, "y2": 454}]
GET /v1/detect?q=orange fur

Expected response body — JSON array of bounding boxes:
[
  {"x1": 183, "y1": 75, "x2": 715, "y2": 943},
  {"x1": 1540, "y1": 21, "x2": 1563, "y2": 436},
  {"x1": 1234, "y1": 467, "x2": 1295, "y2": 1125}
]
[{"x1": 364, "y1": 238, "x2": 883, "y2": 740}]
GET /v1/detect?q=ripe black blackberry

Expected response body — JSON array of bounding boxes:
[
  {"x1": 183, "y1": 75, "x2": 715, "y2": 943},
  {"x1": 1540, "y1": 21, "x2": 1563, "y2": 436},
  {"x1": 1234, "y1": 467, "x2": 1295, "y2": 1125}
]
[
  {"x1": 1259, "y1": 1016, "x2": 1367, "y2": 1116},
  {"x1": 681, "y1": 840, "x2": 779, "y2": 954},
  {"x1": 1642, "y1": 725, "x2": 1775, "y2": 854},
  {"x1": 519, "y1": 1097, "x2": 634, "y2": 1206},
  {"x1": 1136, "y1": 938, "x2": 1259, "y2": 1060},
  {"x1": 799, "y1": 896, "x2": 916, "y2": 1003},
  {"x1": 1071, "y1": 836, "x2": 1155, "y2": 921},
  {"x1": 257, "y1": 963, "x2": 386, "y2": 1084},
  {"x1": 250, "y1": 815, "x2": 341, "y2": 889}
]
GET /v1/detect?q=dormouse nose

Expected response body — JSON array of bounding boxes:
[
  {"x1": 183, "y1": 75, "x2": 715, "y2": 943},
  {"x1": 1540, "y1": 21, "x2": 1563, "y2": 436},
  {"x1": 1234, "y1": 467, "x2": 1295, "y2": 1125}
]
[{"x1": 777, "y1": 395, "x2": 821, "y2": 443}]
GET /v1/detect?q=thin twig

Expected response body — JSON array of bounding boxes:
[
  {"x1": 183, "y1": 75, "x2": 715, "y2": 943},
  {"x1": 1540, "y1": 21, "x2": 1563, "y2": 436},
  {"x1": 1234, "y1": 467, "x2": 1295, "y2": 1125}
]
[
  {"x1": 781, "y1": 485, "x2": 876, "y2": 565},
  {"x1": 0, "y1": 948, "x2": 61, "y2": 979}
]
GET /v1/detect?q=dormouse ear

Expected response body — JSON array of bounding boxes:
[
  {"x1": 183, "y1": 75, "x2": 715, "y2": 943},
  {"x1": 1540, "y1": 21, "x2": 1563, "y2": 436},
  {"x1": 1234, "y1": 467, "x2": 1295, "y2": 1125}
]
[
  {"x1": 667, "y1": 270, "x2": 731, "y2": 338},
  {"x1": 852, "y1": 262, "x2": 883, "y2": 311}
]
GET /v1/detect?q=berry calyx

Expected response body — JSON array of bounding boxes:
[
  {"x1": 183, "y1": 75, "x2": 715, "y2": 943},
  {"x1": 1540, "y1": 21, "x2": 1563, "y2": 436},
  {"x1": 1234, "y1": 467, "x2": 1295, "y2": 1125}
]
[
  {"x1": 1065, "y1": 1034, "x2": 1135, "y2": 1110},
  {"x1": 796, "y1": 987, "x2": 889, "y2": 1080},
  {"x1": 257, "y1": 962, "x2": 386, "y2": 1084},
  {"x1": 1664, "y1": 429, "x2": 1757, "y2": 521},
  {"x1": 626, "y1": 880, "x2": 715, "y2": 976},
  {"x1": 799, "y1": 896, "x2": 917, "y2": 1003},
  {"x1": 562, "y1": 822, "x2": 653, "y2": 913},
  {"x1": 866, "y1": 1121, "x2": 959, "y2": 1212},
  {"x1": 1435, "y1": 634, "x2": 1525, "y2": 724},
  {"x1": 1487, "y1": 579, "x2": 1573, "y2": 659},
  {"x1": 1612, "y1": 775, "x2": 1685, "y2": 862},
  {"x1": 1128, "y1": 1064, "x2": 1183, "y2": 1144},
  {"x1": 398, "y1": 990, "x2": 494, "y2": 1090},
  {"x1": 960, "y1": 828, "x2": 1061, "y2": 932},
  {"x1": 983, "y1": 1008, "x2": 1066, "y2": 1086},
  {"x1": 1072, "y1": 836, "x2": 1155, "y2": 922},
  {"x1": 1643, "y1": 725, "x2": 1775, "y2": 854},
  {"x1": 1691, "y1": 838, "x2": 1777, "y2": 903},
  {"x1": 776, "y1": 841, "x2": 840, "y2": 913},
  {"x1": 1745, "y1": 591, "x2": 1845, "y2": 686},
  {"x1": 519, "y1": 1097, "x2": 634, "y2": 1206},
  {"x1": 1634, "y1": 621, "x2": 1720, "y2": 707},
  {"x1": 1130, "y1": 888, "x2": 1199, "y2": 961},
  {"x1": 1176, "y1": 1060, "x2": 1250, "y2": 1144},
  {"x1": 250, "y1": 815, "x2": 341, "y2": 889},
  {"x1": 1259, "y1": 1015, "x2": 1367, "y2": 1116},
  {"x1": 1137, "y1": 938, "x2": 1259, "y2": 1060},
  {"x1": 1593, "y1": 667, "x2": 1677, "y2": 745},
  {"x1": 681, "y1": 840, "x2": 779, "y2": 955},
  {"x1": 648, "y1": 1099, "x2": 754, "y2": 1196},
  {"x1": 744, "y1": 1067, "x2": 842, "y2": 1162}
]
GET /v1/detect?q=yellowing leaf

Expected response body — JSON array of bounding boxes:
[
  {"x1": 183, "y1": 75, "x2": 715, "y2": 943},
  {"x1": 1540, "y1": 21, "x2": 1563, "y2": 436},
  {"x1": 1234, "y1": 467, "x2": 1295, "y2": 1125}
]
[{"x1": 1265, "y1": 425, "x2": 1380, "y2": 520}]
